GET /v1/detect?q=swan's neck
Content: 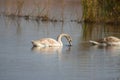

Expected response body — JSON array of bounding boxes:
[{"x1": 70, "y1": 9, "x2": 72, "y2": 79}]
[
  {"x1": 57, "y1": 34, "x2": 63, "y2": 46},
  {"x1": 57, "y1": 33, "x2": 71, "y2": 46}
]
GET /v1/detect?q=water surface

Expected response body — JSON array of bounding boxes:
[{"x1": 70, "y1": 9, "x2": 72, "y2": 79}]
[{"x1": 0, "y1": 1, "x2": 120, "y2": 80}]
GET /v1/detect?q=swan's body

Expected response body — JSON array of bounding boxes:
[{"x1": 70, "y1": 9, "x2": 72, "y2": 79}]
[
  {"x1": 89, "y1": 36, "x2": 120, "y2": 46},
  {"x1": 89, "y1": 40, "x2": 107, "y2": 46},
  {"x1": 31, "y1": 33, "x2": 72, "y2": 47}
]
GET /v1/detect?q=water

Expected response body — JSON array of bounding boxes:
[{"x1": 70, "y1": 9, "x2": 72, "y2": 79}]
[{"x1": 0, "y1": 0, "x2": 120, "y2": 80}]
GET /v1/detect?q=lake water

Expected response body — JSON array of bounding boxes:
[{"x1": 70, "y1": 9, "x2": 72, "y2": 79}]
[{"x1": 0, "y1": 0, "x2": 120, "y2": 80}]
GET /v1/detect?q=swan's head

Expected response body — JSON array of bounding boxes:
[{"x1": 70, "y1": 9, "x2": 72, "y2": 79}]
[
  {"x1": 57, "y1": 33, "x2": 72, "y2": 46},
  {"x1": 66, "y1": 35, "x2": 72, "y2": 46}
]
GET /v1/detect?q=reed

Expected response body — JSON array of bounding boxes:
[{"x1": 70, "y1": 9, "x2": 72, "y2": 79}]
[
  {"x1": 61, "y1": 0, "x2": 65, "y2": 22},
  {"x1": 82, "y1": 0, "x2": 120, "y2": 24},
  {"x1": 34, "y1": 1, "x2": 46, "y2": 17},
  {"x1": 82, "y1": 23, "x2": 120, "y2": 41},
  {"x1": 4, "y1": 0, "x2": 69, "y2": 22},
  {"x1": 15, "y1": 0, "x2": 24, "y2": 16}
]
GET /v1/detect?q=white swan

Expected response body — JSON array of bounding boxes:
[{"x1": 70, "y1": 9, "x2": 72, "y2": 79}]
[
  {"x1": 31, "y1": 33, "x2": 72, "y2": 47},
  {"x1": 89, "y1": 36, "x2": 120, "y2": 46}
]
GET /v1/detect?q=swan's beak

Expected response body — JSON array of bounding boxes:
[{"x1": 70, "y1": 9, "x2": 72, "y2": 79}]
[{"x1": 69, "y1": 41, "x2": 72, "y2": 46}]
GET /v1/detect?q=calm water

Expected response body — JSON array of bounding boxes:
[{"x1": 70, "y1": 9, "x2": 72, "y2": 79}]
[{"x1": 0, "y1": 1, "x2": 120, "y2": 80}]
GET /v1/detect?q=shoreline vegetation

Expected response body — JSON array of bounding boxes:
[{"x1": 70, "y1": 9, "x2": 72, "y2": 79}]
[
  {"x1": 1, "y1": 0, "x2": 120, "y2": 24},
  {"x1": 1, "y1": 0, "x2": 82, "y2": 23},
  {"x1": 4, "y1": 13, "x2": 62, "y2": 22},
  {"x1": 2, "y1": 0, "x2": 64, "y2": 22},
  {"x1": 81, "y1": 0, "x2": 120, "y2": 24},
  {"x1": 1, "y1": 0, "x2": 80, "y2": 23}
]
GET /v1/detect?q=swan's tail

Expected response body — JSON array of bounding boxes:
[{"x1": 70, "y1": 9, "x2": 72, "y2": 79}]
[
  {"x1": 31, "y1": 40, "x2": 39, "y2": 47},
  {"x1": 31, "y1": 40, "x2": 36, "y2": 46},
  {"x1": 31, "y1": 40, "x2": 45, "y2": 47},
  {"x1": 89, "y1": 40, "x2": 100, "y2": 45}
]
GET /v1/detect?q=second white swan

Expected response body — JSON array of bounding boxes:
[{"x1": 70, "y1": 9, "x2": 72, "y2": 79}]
[{"x1": 89, "y1": 36, "x2": 120, "y2": 46}]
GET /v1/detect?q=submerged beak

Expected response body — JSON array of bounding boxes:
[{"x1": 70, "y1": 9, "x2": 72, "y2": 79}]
[{"x1": 69, "y1": 41, "x2": 72, "y2": 46}]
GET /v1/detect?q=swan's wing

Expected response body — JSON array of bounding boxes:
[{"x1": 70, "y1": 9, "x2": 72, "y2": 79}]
[
  {"x1": 106, "y1": 36, "x2": 120, "y2": 42},
  {"x1": 89, "y1": 40, "x2": 100, "y2": 45},
  {"x1": 37, "y1": 38, "x2": 60, "y2": 46}
]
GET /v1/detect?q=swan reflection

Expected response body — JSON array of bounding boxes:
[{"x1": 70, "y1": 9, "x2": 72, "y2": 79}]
[
  {"x1": 91, "y1": 45, "x2": 120, "y2": 56},
  {"x1": 31, "y1": 46, "x2": 62, "y2": 54}
]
